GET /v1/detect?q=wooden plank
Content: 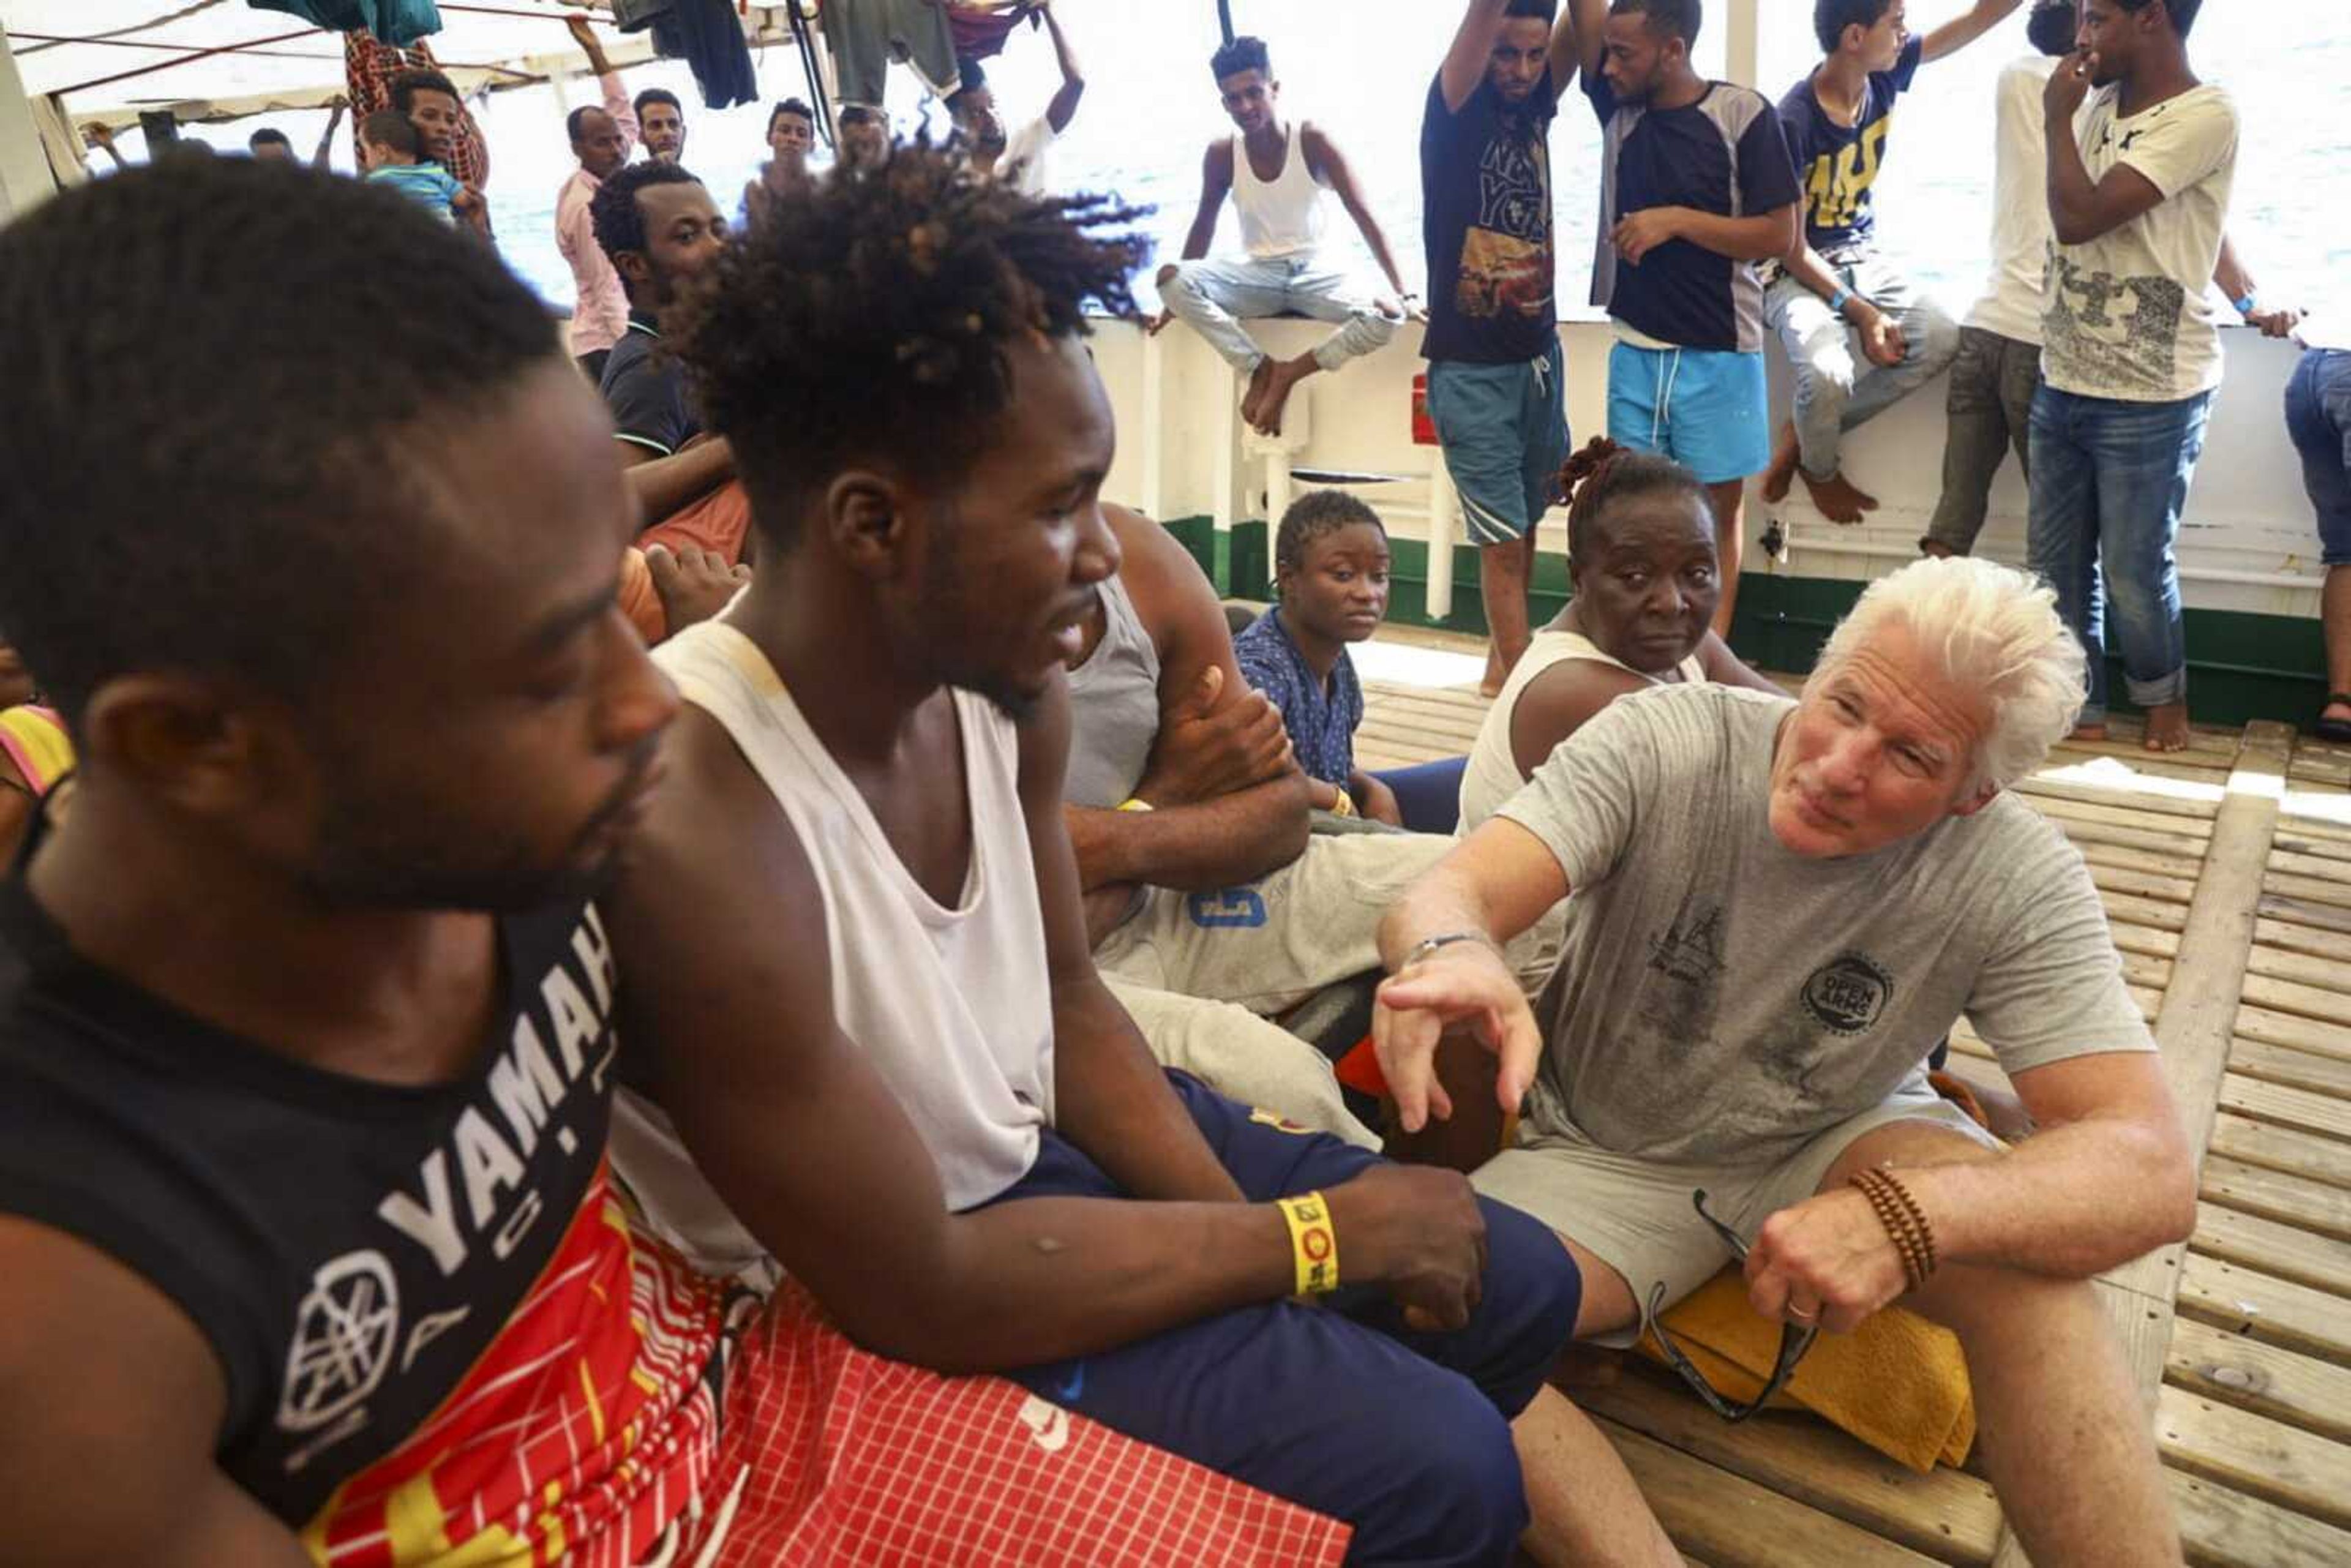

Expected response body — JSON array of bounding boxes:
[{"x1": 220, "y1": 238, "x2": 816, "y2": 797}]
[
  {"x1": 2202, "y1": 1152, "x2": 2351, "y2": 1240},
  {"x1": 1595, "y1": 1418, "x2": 1946, "y2": 1568},
  {"x1": 2242, "y1": 943, "x2": 2351, "y2": 999},
  {"x1": 2167, "y1": 1469, "x2": 2351, "y2": 1568},
  {"x1": 2016, "y1": 775, "x2": 2220, "y2": 820},
  {"x1": 2091, "y1": 860, "x2": 2202, "y2": 908},
  {"x1": 2025, "y1": 793, "x2": 2216, "y2": 841},
  {"x1": 2046, "y1": 814, "x2": 2217, "y2": 861},
  {"x1": 2217, "y1": 1073, "x2": 2351, "y2": 1143},
  {"x1": 2190, "y1": 1200, "x2": 2351, "y2": 1299},
  {"x1": 2268, "y1": 846, "x2": 2351, "y2": 882},
  {"x1": 2225, "y1": 1036, "x2": 2351, "y2": 1100},
  {"x1": 2274, "y1": 809, "x2": 2351, "y2": 845},
  {"x1": 2154, "y1": 1382, "x2": 2351, "y2": 1529},
  {"x1": 2207, "y1": 1117, "x2": 2351, "y2": 1201},
  {"x1": 2239, "y1": 972, "x2": 2351, "y2": 1029},
  {"x1": 2255, "y1": 890, "x2": 2351, "y2": 938},
  {"x1": 2167, "y1": 1315, "x2": 2351, "y2": 1444},
  {"x1": 2248, "y1": 915, "x2": 2351, "y2": 966},
  {"x1": 2178, "y1": 1254, "x2": 2351, "y2": 1365},
  {"x1": 1572, "y1": 1371, "x2": 2000, "y2": 1565},
  {"x1": 2266, "y1": 827, "x2": 2351, "y2": 863},
  {"x1": 2263, "y1": 868, "x2": 2351, "y2": 912},
  {"x1": 2098, "y1": 887, "x2": 2192, "y2": 931},
  {"x1": 2104, "y1": 920, "x2": 2183, "y2": 960},
  {"x1": 2231, "y1": 1003, "x2": 2351, "y2": 1065}
]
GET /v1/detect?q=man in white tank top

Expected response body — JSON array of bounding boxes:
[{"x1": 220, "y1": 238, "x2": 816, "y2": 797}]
[
  {"x1": 1149, "y1": 34, "x2": 1417, "y2": 437},
  {"x1": 601, "y1": 146, "x2": 1610, "y2": 1566}
]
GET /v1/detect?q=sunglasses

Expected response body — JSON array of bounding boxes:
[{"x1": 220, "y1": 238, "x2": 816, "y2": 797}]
[{"x1": 1646, "y1": 1189, "x2": 1820, "y2": 1424}]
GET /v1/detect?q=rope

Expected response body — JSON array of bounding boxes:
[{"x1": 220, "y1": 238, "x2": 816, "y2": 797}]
[{"x1": 17, "y1": 0, "x2": 229, "y2": 55}]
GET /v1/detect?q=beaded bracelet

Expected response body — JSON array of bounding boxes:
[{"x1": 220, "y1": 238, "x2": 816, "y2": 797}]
[{"x1": 1849, "y1": 1168, "x2": 1937, "y2": 1289}]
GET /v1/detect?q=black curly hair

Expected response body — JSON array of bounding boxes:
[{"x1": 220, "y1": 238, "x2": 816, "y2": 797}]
[
  {"x1": 1274, "y1": 490, "x2": 1385, "y2": 577},
  {"x1": 673, "y1": 144, "x2": 1149, "y2": 552},
  {"x1": 0, "y1": 158, "x2": 561, "y2": 721},
  {"x1": 388, "y1": 67, "x2": 460, "y2": 114},
  {"x1": 591, "y1": 159, "x2": 705, "y2": 274},
  {"x1": 1555, "y1": 437, "x2": 1709, "y2": 562}
]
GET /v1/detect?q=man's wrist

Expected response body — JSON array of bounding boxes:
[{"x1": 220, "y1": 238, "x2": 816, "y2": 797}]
[{"x1": 1395, "y1": 929, "x2": 1499, "y2": 973}]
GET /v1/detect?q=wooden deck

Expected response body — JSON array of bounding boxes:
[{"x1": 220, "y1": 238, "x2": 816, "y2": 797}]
[{"x1": 1351, "y1": 629, "x2": 2351, "y2": 1568}]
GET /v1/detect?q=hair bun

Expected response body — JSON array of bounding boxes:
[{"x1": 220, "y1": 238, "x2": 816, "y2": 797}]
[{"x1": 1556, "y1": 435, "x2": 1627, "y2": 505}]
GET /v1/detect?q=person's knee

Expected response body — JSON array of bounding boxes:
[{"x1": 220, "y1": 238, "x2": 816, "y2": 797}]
[
  {"x1": 1164, "y1": 261, "x2": 1215, "y2": 309},
  {"x1": 1796, "y1": 345, "x2": 1858, "y2": 409},
  {"x1": 1358, "y1": 307, "x2": 1401, "y2": 347},
  {"x1": 1363, "y1": 1386, "x2": 1529, "y2": 1565},
  {"x1": 1926, "y1": 1266, "x2": 2096, "y2": 1349},
  {"x1": 1916, "y1": 309, "x2": 1963, "y2": 372}
]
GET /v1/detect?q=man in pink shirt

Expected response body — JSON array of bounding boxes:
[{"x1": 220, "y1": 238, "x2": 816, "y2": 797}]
[{"x1": 553, "y1": 15, "x2": 640, "y2": 383}]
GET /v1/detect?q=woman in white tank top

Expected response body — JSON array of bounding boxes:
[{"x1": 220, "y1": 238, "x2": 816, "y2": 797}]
[{"x1": 1458, "y1": 441, "x2": 1787, "y2": 833}]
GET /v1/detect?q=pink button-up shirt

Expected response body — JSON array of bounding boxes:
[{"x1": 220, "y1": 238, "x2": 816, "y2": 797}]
[{"x1": 554, "y1": 73, "x2": 639, "y2": 359}]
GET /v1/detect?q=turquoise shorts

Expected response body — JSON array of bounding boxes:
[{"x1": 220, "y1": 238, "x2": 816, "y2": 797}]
[
  {"x1": 1427, "y1": 342, "x2": 1571, "y2": 547},
  {"x1": 1606, "y1": 340, "x2": 1770, "y2": 485}
]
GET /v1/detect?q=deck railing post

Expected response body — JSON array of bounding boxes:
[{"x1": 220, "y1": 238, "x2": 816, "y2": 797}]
[{"x1": 0, "y1": 24, "x2": 57, "y2": 221}]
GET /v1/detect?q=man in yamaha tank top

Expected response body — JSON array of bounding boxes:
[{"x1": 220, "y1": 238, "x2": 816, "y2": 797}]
[
  {"x1": 1150, "y1": 34, "x2": 1417, "y2": 437},
  {"x1": 601, "y1": 149, "x2": 1663, "y2": 1566},
  {"x1": 0, "y1": 159, "x2": 1365, "y2": 1568}
]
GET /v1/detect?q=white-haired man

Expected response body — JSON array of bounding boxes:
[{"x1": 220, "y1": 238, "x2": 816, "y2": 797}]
[{"x1": 1376, "y1": 555, "x2": 2194, "y2": 1566}]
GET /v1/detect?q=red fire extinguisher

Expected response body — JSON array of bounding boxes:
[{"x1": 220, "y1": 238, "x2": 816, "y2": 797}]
[{"x1": 1411, "y1": 371, "x2": 1437, "y2": 446}]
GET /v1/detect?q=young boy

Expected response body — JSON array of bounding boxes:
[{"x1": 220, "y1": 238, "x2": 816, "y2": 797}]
[
  {"x1": 1234, "y1": 490, "x2": 1403, "y2": 824},
  {"x1": 359, "y1": 108, "x2": 481, "y2": 233}
]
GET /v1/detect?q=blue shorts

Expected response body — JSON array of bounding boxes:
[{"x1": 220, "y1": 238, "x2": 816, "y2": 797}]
[
  {"x1": 2286, "y1": 348, "x2": 2351, "y2": 566},
  {"x1": 1607, "y1": 339, "x2": 1771, "y2": 484},
  {"x1": 1428, "y1": 342, "x2": 1571, "y2": 547},
  {"x1": 989, "y1": 1071, "x2": 1582, "y2": 1568}
]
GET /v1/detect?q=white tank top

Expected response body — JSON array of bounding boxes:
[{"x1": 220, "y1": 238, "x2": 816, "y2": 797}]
[
  {"x1": 609, "y1": 621, "x2": 1054, "y2": 1277},
  {"x1": 1458, "y1": 628, "x2": 1707, "y2": 835},
  {"x1": 1232, "y1": 121, "x2": 1326, "y2": 260}
]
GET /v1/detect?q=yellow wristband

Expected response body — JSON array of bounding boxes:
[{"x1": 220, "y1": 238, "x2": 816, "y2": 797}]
[
  {"x1": 1327, "y1": 787, "x2": 1355, "y2": 818},
  {"x1": 1277, "y1": 1190, "x2": 1340, "y2": 1296},
  {"x1": 1116, "y1": 796, "x2": 1154, "y2": 812}
]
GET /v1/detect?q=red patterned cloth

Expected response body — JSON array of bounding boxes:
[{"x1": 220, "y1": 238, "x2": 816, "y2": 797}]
[
  {"x1": 343, "y1": 31, "x2": 489, "y2": 189},
  {"x1": 676, "y1": 1281, "x2": 1356, "y2": 1567}
]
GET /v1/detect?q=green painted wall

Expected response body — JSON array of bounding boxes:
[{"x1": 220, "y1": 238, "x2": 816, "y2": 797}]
[{"x1": 1166, "y1": 514, "x2": 2330, "y2": 731}]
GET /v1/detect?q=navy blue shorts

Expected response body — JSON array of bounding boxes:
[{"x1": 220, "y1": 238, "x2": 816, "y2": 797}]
[
  {"x1": 1428, "y1": 343, "x2": 1572, "y2": 547},
  {"x1": 986, "y1": 1072, "x2": 1581, "y2": 1567}
]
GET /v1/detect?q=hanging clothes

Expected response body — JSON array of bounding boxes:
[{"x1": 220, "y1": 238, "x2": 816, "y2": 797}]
[
  {"x1": 343, "y1": 29, "x2": 486, "y2": 189},
  {"x1": 248, "y1": 0, "x2": 442, "y2": 48},
  {"x1": 609, "y1": 0, "x2": 674, "y2": 33},
  {"x1": 947, "y1": 1, "x2": 1041, "y2": 64},
  {"x1": 826, "y1": 0, "x2": 958, "y2": 107},
  {"x1": 659, "y1": 0, "x2": 759, "y2": 111}
]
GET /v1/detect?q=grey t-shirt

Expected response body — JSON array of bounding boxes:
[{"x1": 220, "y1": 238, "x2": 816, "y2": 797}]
[{"x1": 1498, "y1": 683, "x2": 2153, "y2": 1165}]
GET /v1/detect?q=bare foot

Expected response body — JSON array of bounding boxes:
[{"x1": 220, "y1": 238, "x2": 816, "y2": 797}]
[
  {"x1": 1919, "y1": 539, "x2": 1957, "y2": 560},
  {"x1": 2068, "y1": 722, "x2": 2110, "y2": 743},
  {"x1": 2142, "y1": 700, "x2": 2192, "y2": 753},
  {"x1": 1240, "y1": 358, "x2": 1273, "y2": 427},
  {"x1": 1760, "y1": 422, "x2": 1801, "y2": 505},
  {"x1": 1798, "y1": 467, "x2": 1880, "y2": 525},
  {"x1": 1251, "y1": 354, "x2": 1316, "y2": 436}
]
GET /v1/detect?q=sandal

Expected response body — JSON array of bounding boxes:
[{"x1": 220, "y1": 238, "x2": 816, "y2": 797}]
[{"x1": 2318, "y1": 694, "x2": 2351, "y2": 745}]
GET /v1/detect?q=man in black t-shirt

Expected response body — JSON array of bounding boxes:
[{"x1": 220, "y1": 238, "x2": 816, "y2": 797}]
[
  {"x1": 591, "y1": 159, "x2": 743, "y2": 559},
  {"x1": 1422, "y1": 0, "x2": 1581, "y2": 697}
]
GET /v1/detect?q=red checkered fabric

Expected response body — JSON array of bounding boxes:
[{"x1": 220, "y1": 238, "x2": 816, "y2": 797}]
[
  {"x1": 343, "y1": 31, "x2": 489, "y2": 189},
  {"x1": 672, "y1": 1281, "x2": 1354, "y2": 1567}
]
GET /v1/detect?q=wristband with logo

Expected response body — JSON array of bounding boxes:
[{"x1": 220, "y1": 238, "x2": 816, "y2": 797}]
[
  {"x1": 1327, "y1": 787, "x2": 1355, "y2": 818},
  {"x1": 1277, "y1": 1190, "x2": 1340, "y2": 1296},
  {"x1": 1116, "y1": 797, "x2": 1154, "y2": 812}
]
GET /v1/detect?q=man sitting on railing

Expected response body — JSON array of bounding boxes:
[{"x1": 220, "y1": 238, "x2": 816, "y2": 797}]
[
  {"x1": 1377, "y1": 555, "x2": 2196, "y2": 1566},
  {"x1": 1150, "y1": 34, "x2": 1418, "y2": 438}
]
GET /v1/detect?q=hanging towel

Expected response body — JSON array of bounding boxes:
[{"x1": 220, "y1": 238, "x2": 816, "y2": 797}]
[
  {"x1": 662, "y1": 0, "x2": 759, "y2": 111},
  {"x1": 610, "y1": 0, "x2": 675, "y2": 32},
  {"x1": 1640, "y1": 1270, "x2": 1977, "y2": 1473},
  {"x1": 249, "y1": 0, "x2": 441, "y2": 48},
  {"x1": 947, "y1": 1, "x2": 1041, "y2": 63},
  {"x1": 827, "y1": 0, "x2": 959, "y2": 105}
]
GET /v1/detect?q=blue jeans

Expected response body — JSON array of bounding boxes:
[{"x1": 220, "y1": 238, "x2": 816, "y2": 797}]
[
  {"x1": 2026, "y1": 384, "x2": 2213, "y2": 725},
  {"x1": 990, "y1": 1071, "x2": 1582, "y2": 1567},
  {"x1": 1764, "y1": 257, "x2": 1962, "y2": 482},
  {"x1": 2285, "y1": 348, "x2": 2351, "y2": 566}
]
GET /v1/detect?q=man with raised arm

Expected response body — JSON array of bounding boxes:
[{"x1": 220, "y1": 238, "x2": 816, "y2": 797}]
[
  {"x1": 954, "y1": 0, "x2": 1086, "y2": 194},
  {"x1": 1758, "y1": 0, "x2": 2022, "y2": 523},
  {"x1": 601, "y1": 148, "x2": 1587, "y2": 1567},
  {"x1": 1152, "y1": 33, "x2": 1415, "y2": 438},
  {"x1": 553, "y1": 13, "x2": 641, "y2": 383},
  {"x1": 1423, "y1": 0, "x2": 1581, "y2": 695},
  {"x1": 1379, "y1": 555, "x2": 2194, "y2": 1566},
  {"x1": 1567, "y1": 0, "x2": 1802, "y2": 641}
]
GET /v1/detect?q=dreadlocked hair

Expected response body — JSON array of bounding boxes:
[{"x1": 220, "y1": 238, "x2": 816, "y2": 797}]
[
  {"x1": 1556, "y1": 435, "x2": 1709, "y2": 560},
  {"x1": 674, "y1": 142, "x2": 1150, "y2": 552}
]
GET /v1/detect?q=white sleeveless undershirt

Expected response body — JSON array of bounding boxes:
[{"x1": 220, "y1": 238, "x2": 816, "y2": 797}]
[
  {"x1": 610, "y1": 621, "x2": 1054, "y2": 1277},
  {"x1": 1458, "y1": 628, "x2": 1706, "y2": 836},
  {"x1": 1232, "y1": 120, "x2": 1327, "y2": 260}
]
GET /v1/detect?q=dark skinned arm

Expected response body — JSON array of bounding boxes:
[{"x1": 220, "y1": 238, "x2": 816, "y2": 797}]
[
  {"x1": 605, "y1": 705, "x2": 1490, "y2": 1364},
  {"x1": 1065, "y1": 774, "x2": 1312, "y2": 891},
  {"x1": 1148, "y1": 141, "x2": 1233, "y2": 325},
  {"x1": 617, "y1": 436, "x2": 735, "y2": 526},
  {"x1": 1441, "y1": 0, "x2": 1515, "y2": 112},
  {"x1": 1567, "y1": 0, "x2": 1609, "y2": 91},
  {"x1": 2041, "y1": 51, "x2": 2164, "y2": 246},
  {"x1": 1026, "y1": 678, "x2": 1244, "y2": 1203},
  {"x1": 311, "y1": 99, "x2": 345, "y2": 170},
  {"x1": 1780, "y1": 237, "x2": 1908, "y2": 367},
  {"x1": 0, "y1": 1220, "x2": 313, "y2": 1567},
  {"x1": 1919, "y1": 0, "x2": 2024, "y2": 63},
  {"x1": 1505, "y1": 661, "x2": 1651, "y2": 779},
  {"x1": 1304, "y1": 126, "x2": 1411, "y2": 300},
  {"x1": 1619, "y1": 201, "x2": 1799, "y2": 264},
  {"x1": 1037, "y1": 2, "x2": 1086, "y2": 133}
]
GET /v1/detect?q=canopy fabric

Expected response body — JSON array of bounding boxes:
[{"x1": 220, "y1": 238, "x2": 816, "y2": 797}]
[{"x1": 3, "y1": 1, "x2": 800, "y2": 125}]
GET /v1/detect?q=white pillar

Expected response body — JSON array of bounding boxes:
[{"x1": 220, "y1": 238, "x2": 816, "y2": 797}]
[
  {"x1": 1427, "y1": 456, "x2": 1458, "y2": 622},
  {"x1": 1725, "y1": 0, "x2": 1760, "y2": 89},
  {"x1": 0, "y1": 24, "x2": 58, "y2": 221},
  {"x1": 1140, "y1": 326, "x2": 1166, "y2": 519},
  {"x1": 1210, "y1": 363, "x2": 1237, "y2": 537}
]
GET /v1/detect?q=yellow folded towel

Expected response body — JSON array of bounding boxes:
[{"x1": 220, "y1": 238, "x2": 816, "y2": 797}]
[{"x1": 1640, "y1": 1268, "x2": 1976, "y2": 1473}]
